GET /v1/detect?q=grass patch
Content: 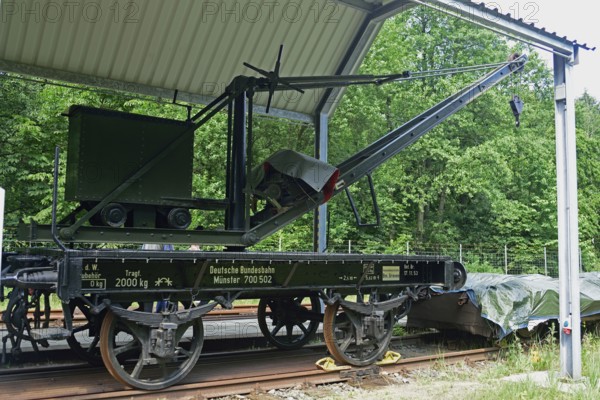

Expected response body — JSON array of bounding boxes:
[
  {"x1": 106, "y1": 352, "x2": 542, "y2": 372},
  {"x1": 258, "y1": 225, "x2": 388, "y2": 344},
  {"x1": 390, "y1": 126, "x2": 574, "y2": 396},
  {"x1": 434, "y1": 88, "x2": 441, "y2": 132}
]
[
  {"x1": 474, "y1": 379, "x2": 571, "y2": 400},
  {"x1": 354, "y1": 331, "x2": 600, "y2": 400},
  {"x1": 468, "y1": 331, "x2": 600, "y2": 399},
  {"x1": 392, "y1": 323, "x2": 406, "y2": 337}
]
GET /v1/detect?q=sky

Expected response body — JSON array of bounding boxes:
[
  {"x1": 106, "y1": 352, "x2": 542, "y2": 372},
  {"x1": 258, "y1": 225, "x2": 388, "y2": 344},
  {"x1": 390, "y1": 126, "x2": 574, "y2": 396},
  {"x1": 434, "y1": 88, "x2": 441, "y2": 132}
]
[{"x1": 488, "y1": 0, "x2": 600, "y2": 99}]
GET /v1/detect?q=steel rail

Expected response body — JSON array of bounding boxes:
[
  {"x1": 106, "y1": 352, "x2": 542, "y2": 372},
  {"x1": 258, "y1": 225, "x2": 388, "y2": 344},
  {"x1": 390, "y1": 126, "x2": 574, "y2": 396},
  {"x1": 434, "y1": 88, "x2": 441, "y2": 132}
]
[{"x1": 0, "y1": 346, "x2": 498, "y2": 399}]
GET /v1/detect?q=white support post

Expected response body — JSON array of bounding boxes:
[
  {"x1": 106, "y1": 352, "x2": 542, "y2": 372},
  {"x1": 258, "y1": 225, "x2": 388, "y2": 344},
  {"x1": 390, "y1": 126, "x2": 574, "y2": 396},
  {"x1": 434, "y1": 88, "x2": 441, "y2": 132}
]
[
  {"x1": 504, "y1": 245, "x2": 508, "y2": 274},
  {"x1": 459, "y1": 243, "x2": 463, "y2": 264},
  {"x1": 544, "y1": 247, "x2": 548, "y2": 276},
  {"x1": 554, "y1": 54, "x2": 581, "y2": 380},
  {"x1": 406, "y1": 242, "x2": 409, "y2": 256},
  {"x1": 348, "y1": 240, "x2": 351, "y2": 254},
  {"x1": 313, "y1": 113, "x2": 329, "y2": 253},
  {"x1": 0, "y1": 188, "x2": 4, "y2": 277}
]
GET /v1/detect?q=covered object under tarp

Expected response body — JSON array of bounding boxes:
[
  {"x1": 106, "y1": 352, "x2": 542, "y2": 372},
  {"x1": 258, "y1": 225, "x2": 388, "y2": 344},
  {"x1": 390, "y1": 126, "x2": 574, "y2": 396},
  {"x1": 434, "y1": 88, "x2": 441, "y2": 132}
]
[{"x1": 407, "y1": 272, "x2": 600, "y2": 339}]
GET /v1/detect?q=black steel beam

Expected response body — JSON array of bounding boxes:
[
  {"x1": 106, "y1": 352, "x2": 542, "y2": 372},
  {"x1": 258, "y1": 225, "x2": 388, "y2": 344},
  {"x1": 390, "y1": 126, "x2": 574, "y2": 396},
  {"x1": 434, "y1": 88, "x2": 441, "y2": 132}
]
[
  {"x1": 19, "y1": 223, "x2": 245, "y2": 246},
  {"x1": 227, "y1": 92, "x2": 248, "y2": 232}
]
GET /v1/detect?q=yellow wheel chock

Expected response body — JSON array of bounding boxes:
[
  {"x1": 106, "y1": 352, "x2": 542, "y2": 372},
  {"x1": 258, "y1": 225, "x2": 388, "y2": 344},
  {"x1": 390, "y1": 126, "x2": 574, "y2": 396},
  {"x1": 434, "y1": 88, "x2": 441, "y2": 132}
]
[
  {"x1": 375, "y1": 351, "x2": 402, "y2": 365},
  {"x1": 315, "y1": 357, "x2": 352, "y2": 371}
]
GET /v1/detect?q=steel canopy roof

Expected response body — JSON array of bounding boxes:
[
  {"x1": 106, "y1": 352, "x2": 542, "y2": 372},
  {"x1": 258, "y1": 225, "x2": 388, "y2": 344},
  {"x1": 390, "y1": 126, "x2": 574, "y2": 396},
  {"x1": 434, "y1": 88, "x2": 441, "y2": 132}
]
[
  {"x1": 0, "y1": 0, "x2": 585, "y2": 122},
  {"x1": 0, "y1": 0, "x2": 398, "y2": 121}
]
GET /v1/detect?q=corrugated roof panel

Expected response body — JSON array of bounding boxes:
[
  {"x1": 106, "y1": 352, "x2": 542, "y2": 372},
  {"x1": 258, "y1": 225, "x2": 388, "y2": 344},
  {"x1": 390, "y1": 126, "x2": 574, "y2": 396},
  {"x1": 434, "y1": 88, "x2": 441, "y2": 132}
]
[
  {"x1": 50, "y1": 6, "x2": 85, "y2": 69},
  {"x1": 2, "y1": 2, "x2": 27, "y2": 61},
  {"x1": 122, "y1": 1, "x2": 163, "y2": 83},
  {"x1": 3, "y1": 0, "x2": 582, "y2": 117},
  {"x1": 86, "y1": 8, "x2": 118, "y2": 76},
  {"x1": 108, "y1": 8, "x2": 146, "y2": 80},
  {"x1": 70, "y1": 8, "x2": 96, "y2": 73},
  {"x1": 19, "y1": 2, "x2": 45, "y2": 65},
  {"x1": 0, "y1": 0, "x2": 378, "y2": 115},
  {"x1": 276, "y1": 5, "x2": 367, "y2": 112},
  {"x1": 34, "y1": 9, "x2": 62, "y2": 66},
  {"x1": 151, "y1": 3, "x2": 194, "y2": 88},
  {"x1": 140, "y1": 3, "x2": 179, "y2": 87},
  {"x1": 162, "y1": 2, "x2": 206, "y2": 90},
  {"x1": 31, "y1": 5, "x2": 54, "y2": 66},
  {"x1": 96, "y1": 5, "x2": 134, "y2": 78},
  {"x1": 206, "y1": 14, "x2": 247, "y2": 88}
]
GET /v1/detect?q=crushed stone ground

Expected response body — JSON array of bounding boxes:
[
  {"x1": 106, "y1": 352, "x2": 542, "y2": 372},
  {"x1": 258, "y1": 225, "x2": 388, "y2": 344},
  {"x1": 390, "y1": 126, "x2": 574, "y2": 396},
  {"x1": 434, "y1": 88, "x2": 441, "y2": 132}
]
[{"x1": 212, "y1": 362, "x2": 490, "y2": 400}]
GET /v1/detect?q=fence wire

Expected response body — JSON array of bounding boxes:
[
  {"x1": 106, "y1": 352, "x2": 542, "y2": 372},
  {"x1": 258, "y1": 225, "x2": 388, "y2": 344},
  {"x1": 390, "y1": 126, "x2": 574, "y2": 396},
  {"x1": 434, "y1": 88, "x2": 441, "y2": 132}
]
[{"x1": 326, "y1": 241, "x2": 564, "y2": 277}]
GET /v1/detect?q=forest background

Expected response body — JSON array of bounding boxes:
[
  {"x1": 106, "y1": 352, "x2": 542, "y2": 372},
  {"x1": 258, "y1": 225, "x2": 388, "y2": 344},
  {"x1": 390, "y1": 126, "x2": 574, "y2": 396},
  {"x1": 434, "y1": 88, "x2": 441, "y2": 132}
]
[{"x1": 1, "y1": 7, "x2": 598, "y2": 272}]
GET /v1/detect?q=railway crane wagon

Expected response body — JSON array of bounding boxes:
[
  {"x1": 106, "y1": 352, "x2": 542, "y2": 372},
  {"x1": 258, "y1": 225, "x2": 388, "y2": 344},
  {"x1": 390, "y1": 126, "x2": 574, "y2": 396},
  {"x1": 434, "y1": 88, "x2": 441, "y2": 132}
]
[{"x1": 0, "y1": 53, "x2": 527, "y2": 390}]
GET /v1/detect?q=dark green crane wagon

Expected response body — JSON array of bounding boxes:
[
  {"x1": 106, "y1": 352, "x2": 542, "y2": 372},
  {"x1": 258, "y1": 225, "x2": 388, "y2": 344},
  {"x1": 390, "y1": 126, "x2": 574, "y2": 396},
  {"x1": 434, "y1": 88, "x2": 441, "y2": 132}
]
[{"x1": 1, "y1": 55, "x2": 527, "y2": 390}]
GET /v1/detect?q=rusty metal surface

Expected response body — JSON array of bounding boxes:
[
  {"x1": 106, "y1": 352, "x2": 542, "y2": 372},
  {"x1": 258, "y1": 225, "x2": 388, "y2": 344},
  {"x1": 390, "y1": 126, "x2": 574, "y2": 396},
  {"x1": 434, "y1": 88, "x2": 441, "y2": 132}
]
[{"x1": 407, "y1": 291, "x2": 498, "y2": 338}]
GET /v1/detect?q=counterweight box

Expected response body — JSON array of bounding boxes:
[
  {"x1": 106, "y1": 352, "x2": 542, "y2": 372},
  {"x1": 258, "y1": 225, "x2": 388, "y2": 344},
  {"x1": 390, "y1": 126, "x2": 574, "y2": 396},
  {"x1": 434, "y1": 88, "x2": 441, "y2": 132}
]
[{"x1": 65, "y1": 106, "x2": 194, "y2": 206}]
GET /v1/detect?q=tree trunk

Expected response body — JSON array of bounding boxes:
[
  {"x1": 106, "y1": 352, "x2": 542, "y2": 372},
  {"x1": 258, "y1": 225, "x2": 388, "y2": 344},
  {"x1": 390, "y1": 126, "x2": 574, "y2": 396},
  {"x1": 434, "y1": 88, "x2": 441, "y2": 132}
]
[
  {"x1": 438, "y1": 189, "x2": 447, "y2": 223},
  {"x1": 417, "y1": 202, "x2": 425, "y2": 241}
]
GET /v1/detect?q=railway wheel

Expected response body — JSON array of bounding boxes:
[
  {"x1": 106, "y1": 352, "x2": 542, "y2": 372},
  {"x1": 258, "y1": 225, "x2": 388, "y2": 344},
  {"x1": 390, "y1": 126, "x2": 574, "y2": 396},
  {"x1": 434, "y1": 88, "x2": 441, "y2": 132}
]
[
  {"x1": 452, "y1": 262, "x2": 468, "y2": 290},
  {"x1": 323, "y1": 299, "x2": 394, "y2": 366},
  {"x1": 3, "y1": 288, "x2": 36, "y2": 342},
  {"x1": 99, "y1": 309, "x2": 203, "y2": 390},
  {"x1": 66, "y1": 298, "x2": 104, "y2": 366},
  {"x1": 2, "y1": 288, "x2": 51, "y2": 357},
  {"x1": 258, "y1": 294, "x2": 322, "y2": 350}
]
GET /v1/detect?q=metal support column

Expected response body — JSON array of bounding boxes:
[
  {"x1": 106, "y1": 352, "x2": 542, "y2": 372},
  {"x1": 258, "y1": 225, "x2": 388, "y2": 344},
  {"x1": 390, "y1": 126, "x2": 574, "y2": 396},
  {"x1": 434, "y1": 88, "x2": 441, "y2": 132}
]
[
  {"x1": 227, "y1": 92, "x2": 247, "y2": 233},
  {"x1": 313, "y1": 113, "x2": 329, "y2": 253},
  {"x1": 554, "y1": 54, "x2": 581, "y2": 380}
]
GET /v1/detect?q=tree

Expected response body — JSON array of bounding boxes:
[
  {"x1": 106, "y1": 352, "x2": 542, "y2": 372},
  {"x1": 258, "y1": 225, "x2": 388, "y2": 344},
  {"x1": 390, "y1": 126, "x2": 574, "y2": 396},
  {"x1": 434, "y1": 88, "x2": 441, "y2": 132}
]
[{"x1": 576, "y1": 92, "x2": 600, "y2": 267}]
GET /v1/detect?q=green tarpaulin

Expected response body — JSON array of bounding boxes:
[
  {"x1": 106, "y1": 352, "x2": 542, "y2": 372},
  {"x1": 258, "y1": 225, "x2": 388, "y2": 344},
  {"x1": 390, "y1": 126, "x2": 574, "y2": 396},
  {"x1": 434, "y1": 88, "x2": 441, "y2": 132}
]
[
  {"x1": 465, "y1": 273, "x2": 600, "y2": 338},
  {"x1": 407, "y1": 272, "x2": 600, "y2": 339}
]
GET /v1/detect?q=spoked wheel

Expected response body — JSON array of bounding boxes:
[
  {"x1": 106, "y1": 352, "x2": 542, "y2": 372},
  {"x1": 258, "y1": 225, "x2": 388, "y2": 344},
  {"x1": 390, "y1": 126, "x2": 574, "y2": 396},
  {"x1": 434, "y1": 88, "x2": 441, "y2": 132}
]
[
  {"x1": 452, "y1": 262, "x2": 467, "y2": 290},
  {"x1": 2, "y1": 288, "x2": 51, "y2": 357},
  {"x1": 3, "y1": 288, "x2": 37, "y2": 342},
  {"x1": 99, "y1": 309, "x2": 204, "y2": 390},
  {"x1": 258, "y1": 293, "x2": 322, "y2": 350},
  {"x1": 66, "y1": 298, "x2": 104, "y2": 366},
  {"x1": 323, "y1": 299, "x2": 394, "y2": 366}
]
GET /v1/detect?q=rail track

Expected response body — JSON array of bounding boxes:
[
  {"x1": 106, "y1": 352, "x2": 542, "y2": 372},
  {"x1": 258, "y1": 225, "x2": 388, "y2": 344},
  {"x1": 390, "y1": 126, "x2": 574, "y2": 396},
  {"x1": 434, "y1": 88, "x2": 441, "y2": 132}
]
[{"x1": 0, "y1": 333, "x2": 498, "y2": 400}]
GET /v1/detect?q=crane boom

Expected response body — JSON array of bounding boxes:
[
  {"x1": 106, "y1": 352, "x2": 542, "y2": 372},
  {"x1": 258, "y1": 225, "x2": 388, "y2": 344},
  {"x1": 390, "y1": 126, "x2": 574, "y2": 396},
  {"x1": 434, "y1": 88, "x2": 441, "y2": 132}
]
[{"x1": 242, "y1": 55, "x2": 528, "y2": 245}]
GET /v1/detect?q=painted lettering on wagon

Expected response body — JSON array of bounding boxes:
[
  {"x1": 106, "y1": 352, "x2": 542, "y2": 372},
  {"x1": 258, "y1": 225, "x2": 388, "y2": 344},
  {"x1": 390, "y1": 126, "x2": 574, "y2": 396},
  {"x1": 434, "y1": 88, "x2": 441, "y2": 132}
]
[
  {"x1": 82, "y1": 263, "x2": 106, "y2": 289},
  {"x1": 115, "y1": 269, "x2": 148, "y2": 289},
  {"x1": 209, "y1": 265, "x2": 275, "y2": 285}
]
